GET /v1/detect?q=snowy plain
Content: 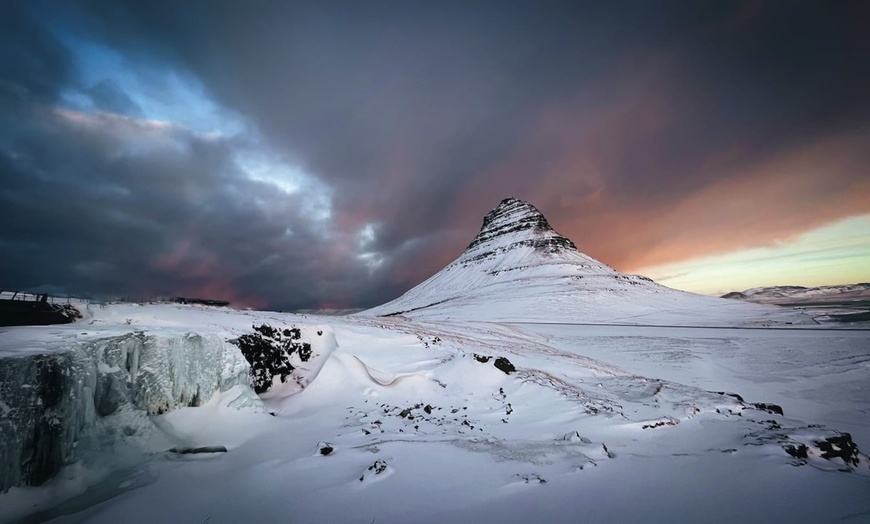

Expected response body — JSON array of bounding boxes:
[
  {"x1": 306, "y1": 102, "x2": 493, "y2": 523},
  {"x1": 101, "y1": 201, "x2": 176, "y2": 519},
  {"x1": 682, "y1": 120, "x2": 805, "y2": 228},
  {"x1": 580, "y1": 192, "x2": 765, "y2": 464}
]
[{"x1": 0, "y1": 302, "x2": 868, "y2": 523}]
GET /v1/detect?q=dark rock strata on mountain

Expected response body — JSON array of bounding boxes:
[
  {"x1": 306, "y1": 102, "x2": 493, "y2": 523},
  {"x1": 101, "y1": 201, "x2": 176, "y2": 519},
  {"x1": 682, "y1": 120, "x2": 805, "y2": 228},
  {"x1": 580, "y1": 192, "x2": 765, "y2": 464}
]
[{"x1": 465, "y1": 197, "x2": 578, "y2": 254}]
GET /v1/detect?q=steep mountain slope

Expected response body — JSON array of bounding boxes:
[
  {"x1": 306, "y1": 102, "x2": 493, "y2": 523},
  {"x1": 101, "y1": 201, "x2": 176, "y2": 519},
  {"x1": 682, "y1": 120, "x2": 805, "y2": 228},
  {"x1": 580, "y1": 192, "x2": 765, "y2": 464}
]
[{"x1": 364, "y1": 198, "x2": 808, "y2": 325}]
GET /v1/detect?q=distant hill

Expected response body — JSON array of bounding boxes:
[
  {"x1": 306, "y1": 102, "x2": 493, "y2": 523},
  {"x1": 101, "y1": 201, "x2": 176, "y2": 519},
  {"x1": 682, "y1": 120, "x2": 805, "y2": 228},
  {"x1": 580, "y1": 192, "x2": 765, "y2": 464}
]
[
  {"x1": 722, "y1": 283, "x2": 870, "y2": 323},
  {"x1": 721, "y1": 283, "x2": 870, "y2": 305}
]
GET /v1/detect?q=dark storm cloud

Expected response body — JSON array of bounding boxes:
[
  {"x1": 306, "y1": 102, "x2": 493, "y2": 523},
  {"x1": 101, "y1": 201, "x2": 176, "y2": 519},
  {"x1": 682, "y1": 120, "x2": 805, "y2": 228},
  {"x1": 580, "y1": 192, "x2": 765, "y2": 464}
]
[
  {"x1": 2, "y1": 1, "x2": 869, "y2": 307},
  {"x1": 0, "y1": 3, "x2": 73, "y2": 104},
  {"x1": 59, "y1": 2, "x2": 691, "y2": 215},
  {"x1": 0, "y1": 97, "x2": 411, "y2": 309}
]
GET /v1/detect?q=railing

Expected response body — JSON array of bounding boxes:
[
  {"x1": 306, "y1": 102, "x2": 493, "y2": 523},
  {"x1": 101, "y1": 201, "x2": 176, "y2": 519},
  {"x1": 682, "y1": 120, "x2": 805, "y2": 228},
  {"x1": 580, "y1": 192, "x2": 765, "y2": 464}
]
[{"x1": 0, "y1": 291, "x2": 86, "y2": 305}]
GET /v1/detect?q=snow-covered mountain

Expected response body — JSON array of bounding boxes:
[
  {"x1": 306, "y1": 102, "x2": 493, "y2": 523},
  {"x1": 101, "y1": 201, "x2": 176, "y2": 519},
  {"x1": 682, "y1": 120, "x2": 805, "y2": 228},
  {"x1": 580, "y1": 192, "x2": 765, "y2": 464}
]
[
  {"x1": 723, "y1": 283, "x2": 870, "y2": 303},
  {"x1": 364, "y1": 198, "x2": 807, "y2": 326}
]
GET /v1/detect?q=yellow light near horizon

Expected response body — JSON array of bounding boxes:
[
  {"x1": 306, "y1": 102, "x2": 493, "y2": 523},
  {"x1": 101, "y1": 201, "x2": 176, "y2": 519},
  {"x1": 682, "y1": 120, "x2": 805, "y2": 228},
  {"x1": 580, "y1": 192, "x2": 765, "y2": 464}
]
[{"x1": 637, "y1": 214, "x2": 870, "y2": 295}]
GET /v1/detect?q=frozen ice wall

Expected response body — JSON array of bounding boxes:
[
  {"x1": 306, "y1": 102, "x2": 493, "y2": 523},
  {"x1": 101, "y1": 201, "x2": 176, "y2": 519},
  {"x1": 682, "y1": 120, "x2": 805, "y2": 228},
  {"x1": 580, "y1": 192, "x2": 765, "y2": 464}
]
[{"x1": 0, "y1": 332, "x2": 253, "y2": 492}]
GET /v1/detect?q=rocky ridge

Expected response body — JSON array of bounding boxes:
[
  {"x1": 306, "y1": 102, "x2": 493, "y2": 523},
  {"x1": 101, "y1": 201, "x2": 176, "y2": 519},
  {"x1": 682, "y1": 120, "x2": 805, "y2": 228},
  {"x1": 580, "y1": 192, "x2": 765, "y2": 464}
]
[{"x1": 454, "y1": 197, "x2": 612, "y2": 271}]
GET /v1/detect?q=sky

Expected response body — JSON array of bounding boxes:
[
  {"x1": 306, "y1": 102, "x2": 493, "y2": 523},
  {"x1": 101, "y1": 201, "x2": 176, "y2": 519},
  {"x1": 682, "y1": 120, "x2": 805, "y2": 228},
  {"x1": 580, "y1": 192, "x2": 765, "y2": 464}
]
[{"x1": 1, "y1": 1, "x2": 868, "y2": 310}]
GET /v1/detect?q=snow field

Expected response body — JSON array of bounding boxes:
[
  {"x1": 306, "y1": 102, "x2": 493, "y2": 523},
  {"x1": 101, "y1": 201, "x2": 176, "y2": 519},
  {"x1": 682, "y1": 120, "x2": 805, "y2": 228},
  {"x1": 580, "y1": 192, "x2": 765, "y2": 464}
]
[{"x1": 0, "y1": 303, "x2": 868, "y2": 523}]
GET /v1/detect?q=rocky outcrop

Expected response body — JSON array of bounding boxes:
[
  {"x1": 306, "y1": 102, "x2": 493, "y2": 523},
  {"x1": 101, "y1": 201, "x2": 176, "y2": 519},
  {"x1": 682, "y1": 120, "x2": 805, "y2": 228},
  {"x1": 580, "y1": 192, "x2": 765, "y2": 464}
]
[
  {"x1": 473, "y1": 353, "x2": 516, "y2": 375},
  {"x1": 465, "y1": 197, "x2": 577, "y2": 253},
  {"x1": 454, "y1": 198, "x2": 606, "y2": 271},
  {"x1": 231, "y1": 324, "x2": 313, "y2": 394}
]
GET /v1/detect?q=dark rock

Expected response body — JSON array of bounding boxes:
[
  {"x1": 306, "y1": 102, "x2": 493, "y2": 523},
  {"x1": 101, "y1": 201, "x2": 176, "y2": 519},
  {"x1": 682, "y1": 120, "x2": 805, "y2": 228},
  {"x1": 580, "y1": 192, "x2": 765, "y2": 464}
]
[
  {"x1": 318, "y1": 442, "x2": 334, "y2": 456},
  {"x1": 816, "y1": 433, "x2": 860, "y2": 466},
  {"x1": 752, "y1": 403, "x2": 784, "y2": 416},
  {"x1": 494, "y1": 357, "x2": 516, "y2": 375},
  {"x1": 230, "y1": 324, "x2": 311, "y2": 394},
  {"x1": 168, "y1": 445, "x2": 228, "y2": 454},
  {"x1": 473, "y1": 354, "x2": 492, "y2": 363},
  {"x1": 784, "y1": 444, "x2": 809, "y2": 459},
  {"x1": 517, "y1": 473, "x2": 547, "y2": 484},
  {"x1": 642, "y1": 418, "x2": 678, "y2": 430},
  {"x1": 297, "y1": 342, "x2": 312, "y2": 362},
  {"x1": 716, "y1": 391, "x2": 745, "y2": 403},
  {"x1": 369, "y1": 459, "x2": 387, "y2": 474}
]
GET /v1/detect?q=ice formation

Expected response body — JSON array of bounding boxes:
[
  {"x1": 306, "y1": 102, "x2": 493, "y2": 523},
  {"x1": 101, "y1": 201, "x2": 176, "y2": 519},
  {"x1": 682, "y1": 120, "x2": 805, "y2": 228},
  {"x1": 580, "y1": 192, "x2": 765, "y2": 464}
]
[{"x1": 0, "y1": 331, "x2": 253, "y2": 491}]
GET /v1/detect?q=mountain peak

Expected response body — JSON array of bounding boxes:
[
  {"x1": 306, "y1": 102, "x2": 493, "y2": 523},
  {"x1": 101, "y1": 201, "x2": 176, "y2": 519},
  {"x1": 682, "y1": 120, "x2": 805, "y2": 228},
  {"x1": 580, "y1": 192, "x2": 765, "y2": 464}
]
[
  {"x1": 482, "y1": 197, "x2": 550, "y2": 231},
  {"x1": 362, "y1": 198, "x2": 810, "y2": 327},
  {"x1": 463, "y1": 197, "x2": 577, "y2": 258}
]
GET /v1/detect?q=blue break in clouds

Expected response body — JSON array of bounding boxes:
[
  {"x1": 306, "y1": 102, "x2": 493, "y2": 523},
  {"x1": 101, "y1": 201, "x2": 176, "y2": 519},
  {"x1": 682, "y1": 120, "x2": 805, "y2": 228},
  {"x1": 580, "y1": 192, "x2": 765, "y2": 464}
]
[
  {"x1": 55, "y1": 36, "x2": 329, "y2": 233},
  {"x1": 43, "y1": 19, "x2": 339, "y2": 247},
  {"x1": 233, "y1": 151, "x2": 334, "y2": 226},
  {"x1": 48, "y1": 28, "x2": 246, "y2": 138}
]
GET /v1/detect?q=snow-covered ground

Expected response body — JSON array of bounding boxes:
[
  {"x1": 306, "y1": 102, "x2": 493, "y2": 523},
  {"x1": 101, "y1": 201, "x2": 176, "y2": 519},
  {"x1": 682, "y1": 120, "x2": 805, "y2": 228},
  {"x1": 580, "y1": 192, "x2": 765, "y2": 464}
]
[{"x1": 1, "y1": 303, "x2": 868, "y2": 523}]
